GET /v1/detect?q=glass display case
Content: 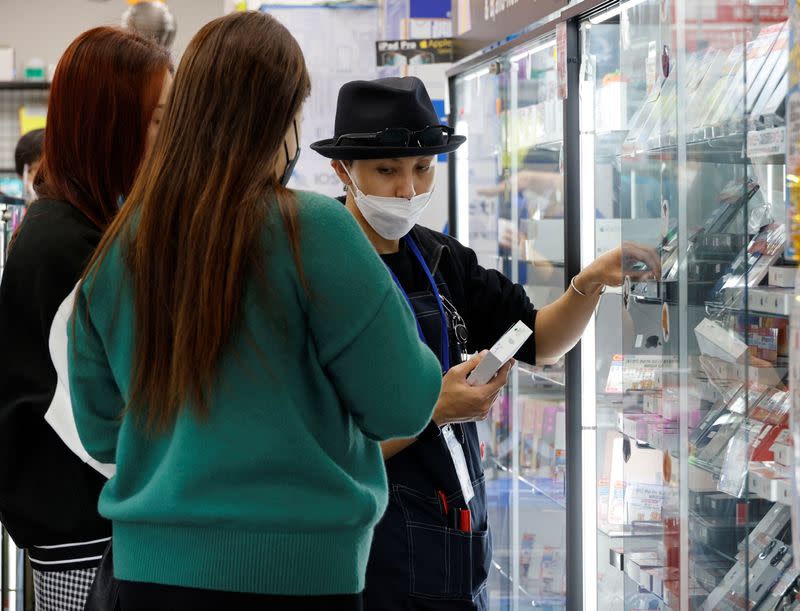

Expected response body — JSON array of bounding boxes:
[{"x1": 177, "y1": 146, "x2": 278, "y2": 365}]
[
  {"x1": 453, "y1": 31, "x2": 568, "y2": 610},
  {"x1": 450, "y1": 0, "x2": 798, "y2": 609},
  {"x1": 581, "y1": 0, "x2": 794, "y2": 609}
]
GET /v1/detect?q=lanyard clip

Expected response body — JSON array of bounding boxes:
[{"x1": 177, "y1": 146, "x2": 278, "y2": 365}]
[{"x1": 440, "y1": 294, "x2": 469, "y2": 363}]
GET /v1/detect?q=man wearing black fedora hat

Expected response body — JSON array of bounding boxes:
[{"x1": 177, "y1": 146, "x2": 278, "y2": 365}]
[{"x1": 312, "y1": 76, "x2": 659, "y2": 609}]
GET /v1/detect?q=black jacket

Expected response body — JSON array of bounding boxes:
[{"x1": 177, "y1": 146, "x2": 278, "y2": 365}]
[
  {"x1": 404, "y1": 224, "x2": 537, "y2": 364},
  {"x1": 363, "y1": 217, "x2": 538, "y2": 609},
  {"x1": 0, "y1": 199, "x2": 111, "y2": 571},
  {"x1": 335, "y1": 196, "x2": 537, "y2": 364}
]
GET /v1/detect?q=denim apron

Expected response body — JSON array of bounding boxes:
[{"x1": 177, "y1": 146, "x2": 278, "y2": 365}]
[{"x1": 364, "y1": 234, "x2": 491, "y2": 610}]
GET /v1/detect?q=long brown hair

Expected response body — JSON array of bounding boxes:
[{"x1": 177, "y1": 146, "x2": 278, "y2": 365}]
[
  {"x1": 35, "y1": 27, "x2": 172, "y2": 229},
  {"x1": 85, "y1": 12, "x2": 311, "y2": 431}
]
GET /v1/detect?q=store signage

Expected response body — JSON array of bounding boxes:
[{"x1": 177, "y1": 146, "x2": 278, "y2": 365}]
[
  {"x1": 452, "y1": 0, "x2": 567, "y2": 59},
  {"x1": 375, "y1": 38, "x2": 453, "y2": 66}
]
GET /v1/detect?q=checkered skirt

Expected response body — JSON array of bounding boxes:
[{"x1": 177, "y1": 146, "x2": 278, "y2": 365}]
[{"x1": 33, "y1": 567, "x2": 96, "y2": 611}]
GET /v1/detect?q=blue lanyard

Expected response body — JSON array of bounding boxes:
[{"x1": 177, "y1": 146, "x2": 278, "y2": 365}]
[{"x1": 384, "y1": 234, "x2": 450, "y2": 374}]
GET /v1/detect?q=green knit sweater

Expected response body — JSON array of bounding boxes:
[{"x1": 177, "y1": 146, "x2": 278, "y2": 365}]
[{"x1": 68, "y1": 190, "x2": 442, "y2": 595}]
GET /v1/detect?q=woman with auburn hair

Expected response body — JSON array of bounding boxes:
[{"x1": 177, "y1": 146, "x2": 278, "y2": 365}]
[
  {"x1": 0, "y1": 27, "x2": 172, "y2": 610},
  {"x1": 68, "y1": 11, "x2": 441, "y2": 611}
]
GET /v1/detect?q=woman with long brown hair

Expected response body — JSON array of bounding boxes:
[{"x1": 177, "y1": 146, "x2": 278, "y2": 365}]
[
  {"x1": 0, "y1": 27, "x2": 172, "y2": 611},
  {"x1": 68, "y1": 11, "x2": 441, "y2": 611}
]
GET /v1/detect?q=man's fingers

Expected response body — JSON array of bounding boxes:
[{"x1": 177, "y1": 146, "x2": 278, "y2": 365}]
[{"x1": 485, "y1": 359, "x2": 514, "y2": 394}]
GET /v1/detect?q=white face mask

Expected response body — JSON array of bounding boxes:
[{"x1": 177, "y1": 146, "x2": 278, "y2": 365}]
[{"x1": 343, "y1": 164, "x2": 433, "y2": 240}]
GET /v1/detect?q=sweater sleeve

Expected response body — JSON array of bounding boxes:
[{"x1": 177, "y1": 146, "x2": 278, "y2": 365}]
[
  {"x1": 298, "y1": 193, "x2": 442, "y2": 441},
  {"x1": 457, "y1": 241, "x2": 538, "y2": 365},
  {"x1": 68, "y1": 284, "x2": 125, "y2": 464}
]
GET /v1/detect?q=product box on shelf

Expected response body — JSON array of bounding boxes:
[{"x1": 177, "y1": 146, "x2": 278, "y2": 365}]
[
  {"x1": 701, "y1": 357, "x2": 784, "y2": 387},
  {"x1": 765, "y1": 70, "x2": 788, "y2": 122},
  {"x1": 750, "y1": 388, "x2": 789, "y2": 424},
  {"x1": 736, "y1": 314, "x2": 789, "y2": 358},
  {"x1": 706, "y1": 178, "x2": 760, "y2": 232},
  {"x1": 719, "y1": 417, "x2": 770, "y2": 496},
  {"x1": 696, "y1": 356, "x2": 746, "y2": 398},
  {"x1": 645, "y1": 566, "x2": 679, "y2": 599},
  {"x1": 713, "y1": 23, "x2": 784, "y2": 127},
  {"x1": 694, "y1": 562, "x2": 730, "y2": 594},
  {"x1": 731, "y1": 539, "x2": 793, "y2": 609},
  {"x1": 625, "y1": 551, "x2": 662, "y2": 590},
  {"x1": 642, "y1": 392, "x2": 661, "y2": 414},
  {"x1": 686, "y1": 48, "x2": 724, "y2": 130},
  {"x1": 770, "y1": 428, "x2": 792, "y2": 467},
  {"x1": 769, "y1": 265, "x2": 796, "y2": 287},
  {"x1": 609, "y1": 546, "x2": 624, "y2": 572},
  {"x1": 752, "y1": 26, "x2": 789, "y2": 126},
  {"x1": 741, "y1": 504, "x2": 793, "y2": 561},
  {"x1": 660, "y1": 388, "x2": 681, "y2": 421},
  {"x1": 689, "y1": 515, "x2": 758, "y2": 557},
  {"x1": 694, "y1": 233, "x2": 749, "y2": 259},
  {"x1": 695, "y1": 318, "x2": 749, "y2": 363},
  {"x1": 619, "y1": 412, "x2": 662, "y2": 441},
  {"x1": 751, "y1": 420, "x2": 788, "y2": 462},
  {"x1": 758, "y1": 565, "x2": 800, "y2": 611},
  {"x1": 702, "y1": 533, "x2": 794, "y2": 610},
  {"x1": 703, "y1": 492, "x2": 736, "y2": 515},
  {"x1": 748, "y1": 462, "x2": 790, "y2": 502},
  {"x1": 695, "y1": 411, "x2": 745, "y2": 467},
  {"x1": 748, "y1": 327, "x2": 780, "y2": 363},
  {"x1": 703, "y1": 493, "x2": 771, "y2": 521},
  {"x1": 692, "y1": 388, "x2": 743, "y2": 447},
  {"x1": 692, "y1": 490, "x2": 716, "y2": 515},
  {"x1": 648, "y1": 422, "x2": 679, "y2": 453},
  {"x1": 721, "y1": 223, "x2": 786, "y2": 294},
  {"x1": 747, "y1": 22, "x2": 788, "y2": 112},
  {"x1": 701, "y1": 558, "x2": 748, "y2": 611},
  {"x1": 694, "y1": 44, "x2": 743, "y2": 131},
  {"x1": 748, "y1": 286, "x2": 793, "y2": 316}
]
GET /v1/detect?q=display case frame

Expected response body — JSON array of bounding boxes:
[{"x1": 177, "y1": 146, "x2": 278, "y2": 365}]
[{"x1": 448, "y1": 0, "x2": 795, "y2": 609}]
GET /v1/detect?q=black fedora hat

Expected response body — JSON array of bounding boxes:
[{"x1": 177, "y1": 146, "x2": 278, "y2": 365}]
[{"x1": 311, "y1": 77, "x2": 466, "y2": 160}]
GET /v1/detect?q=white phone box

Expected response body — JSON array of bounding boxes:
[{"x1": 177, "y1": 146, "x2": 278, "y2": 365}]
[
  {"x1": 467, "y1": 321, "x2": 533, "y2": 386},
  {"x1": 695, "y1": 318, "x2": 748, "y2": 363}
]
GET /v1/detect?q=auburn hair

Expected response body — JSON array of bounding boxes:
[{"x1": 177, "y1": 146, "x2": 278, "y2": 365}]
[
  {"x1": 84, "y1": 12, "x2": 311, "y2": 431},
  {"x1": 35, "y1": 27, "x2": 172, "y2": 229}
]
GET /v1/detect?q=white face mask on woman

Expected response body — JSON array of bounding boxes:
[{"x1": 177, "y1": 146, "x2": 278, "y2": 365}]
[{"x1": 343, "y1": 164, "x2": 433, "y2": 240}]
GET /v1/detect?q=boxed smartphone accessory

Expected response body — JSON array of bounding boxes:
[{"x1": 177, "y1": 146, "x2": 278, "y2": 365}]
[
  {"x1": 719, "y1": 418, "x2": 769, "y2": 497},
  {"x1": 736, "y1": 314, "x2": 790, "y2": 358},
  {"x1": 748, "y1": 286, "x2": 793, "y2": 316},
  {"x1": 771, "y1": 428, "x2": 792, "y2": 467},
  {"x1": 748, "y1": 462, "x2": 790, "y2": 502},
  {"x1": 695, "y1": 318, "x2": 749, "y2": 363}
]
